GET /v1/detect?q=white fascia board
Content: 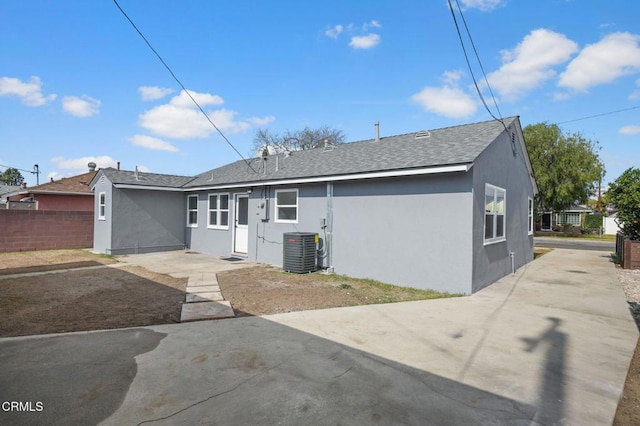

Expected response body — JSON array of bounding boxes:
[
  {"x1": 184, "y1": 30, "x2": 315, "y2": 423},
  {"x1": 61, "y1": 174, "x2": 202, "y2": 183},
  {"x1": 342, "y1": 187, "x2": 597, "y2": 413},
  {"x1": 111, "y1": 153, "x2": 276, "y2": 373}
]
[
  {"x1": 113, "y1": 184, "x2": 185, "y2": 192},
  {"x1": 185, "y1": 164, "x2": 472, "y2": 192}
]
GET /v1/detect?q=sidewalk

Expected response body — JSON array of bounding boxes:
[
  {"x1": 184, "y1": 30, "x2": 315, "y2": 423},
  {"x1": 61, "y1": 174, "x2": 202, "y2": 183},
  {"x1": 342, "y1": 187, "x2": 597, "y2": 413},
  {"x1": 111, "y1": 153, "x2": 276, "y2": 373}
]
[{"x1": 0, "y1": 248, "x2": 637, "y2": 425}]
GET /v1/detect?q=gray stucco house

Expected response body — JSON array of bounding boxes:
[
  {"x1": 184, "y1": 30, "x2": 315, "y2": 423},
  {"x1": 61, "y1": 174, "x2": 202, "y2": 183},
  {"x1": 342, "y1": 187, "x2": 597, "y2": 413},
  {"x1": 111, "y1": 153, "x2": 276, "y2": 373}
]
[{"x1": 91, "y1": 116, "x2": 537, "y2": 294}]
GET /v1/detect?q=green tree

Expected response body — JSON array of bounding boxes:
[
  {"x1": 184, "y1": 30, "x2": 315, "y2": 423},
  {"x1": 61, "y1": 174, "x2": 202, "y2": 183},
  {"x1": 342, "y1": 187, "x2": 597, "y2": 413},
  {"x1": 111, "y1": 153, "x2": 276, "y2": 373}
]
[
  {"x1": 0, "y1": 168, "x2": 24, "y2": 186},
  {"x1": 523, "y1": 122, "x2": 604, "y2": 212},
  {"x1": 606, "y1": 167, "x2": 640, "y2": 240},
  {"x1": 252, "y1": 125, "x2": 346, "y2": 155}
]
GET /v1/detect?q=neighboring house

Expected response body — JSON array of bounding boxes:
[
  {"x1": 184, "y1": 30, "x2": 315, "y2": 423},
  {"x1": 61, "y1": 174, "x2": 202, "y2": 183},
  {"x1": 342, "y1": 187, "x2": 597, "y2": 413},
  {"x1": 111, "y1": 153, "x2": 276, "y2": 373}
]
[
  {"x1": 8, "y1": 166, "x2": 98, "y2": 211},
  {"x1": 0, "y1": 183, "x2": 21, "y2": 205},
  {"x1": 539, "y1": 205, "x2": 592, "y2": 231},
  {"x1": 91, "y1": 117, "x2": 537, "y2": 294}
]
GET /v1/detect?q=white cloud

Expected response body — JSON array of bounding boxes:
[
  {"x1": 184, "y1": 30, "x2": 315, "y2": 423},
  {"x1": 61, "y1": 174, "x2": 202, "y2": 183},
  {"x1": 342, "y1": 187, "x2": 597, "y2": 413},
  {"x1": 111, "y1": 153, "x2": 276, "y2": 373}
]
[
  {"x1": 47, "y1": 171, "x2": 61, "y2": 181},
  {"x1": 138, "y1": 86, "x2": 174, "y2": 101},
  {"x1": 208, "y1": 109, "x2": 251, "y2": 134},
  {"x1": 0, "y1": 76, "x2": 56, "y2": 106},
  {"x1": 249, "y1": 116, "x2": 276, "y2": 126},
  {"x1": 325, "y1": 21, "x2": 382, "y2": 49},
  {"x1": 51, "y1": 155, "x2": 118, "y2": 171},
  {"x1": 363, "y1": 20, "x2": 381, "y2": 31},
  {"x1": 138, "y1": 89, "x2": 272, "y2": 139},
  {"x1": 558, "y1": 32, "x2": 640, "y2": 92},
  {"x1": 459, "y1": 0, "x2": 505, "y2": 11},
  {"x1": 487, "y1": 29, "x2": 578, "y2": 101},
  {"x1": 349, "y1": 34, "x2": 381, "y2": 50},
  {"x1": 168, "y1": 89, "x2": 224, "y2": 108},
  {"x1": 139, "y1": 104, "x2": 213, "y2": 139},
  {"x1": 129, "y1": 135, "x2": 179, "y2": 152},
  {"x1": 325, "y1": 25, "x2": 343, "y2": 39},
  {"x1": 619, "y1": 125, "x2": 640, "y2": 135},
  {"x1": 62, "y1": 95, "x2": 101, "y2": 117},
  {"x1": 410, "y1": 71, "x2": 477, "y2": 118}
]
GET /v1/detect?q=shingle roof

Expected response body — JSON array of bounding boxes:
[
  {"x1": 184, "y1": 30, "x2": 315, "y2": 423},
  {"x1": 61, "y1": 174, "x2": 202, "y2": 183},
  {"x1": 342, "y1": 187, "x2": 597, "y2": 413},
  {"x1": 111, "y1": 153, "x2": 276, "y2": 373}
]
[
  {"x1": 185, "y1": 117, "x2": 518, "y2": 187},
  {"x1": 93, "y1": 117, "x2": 521, "y2": 191},
  {"x1": 23, "y1": 171, "x2": 98, "y2": 194},
  {"x1": 0, "y1": 184, "x2": 21, "y2": 199},
  {"x1": 99, "y1": 168, "x2": 195, "y2": 188}
]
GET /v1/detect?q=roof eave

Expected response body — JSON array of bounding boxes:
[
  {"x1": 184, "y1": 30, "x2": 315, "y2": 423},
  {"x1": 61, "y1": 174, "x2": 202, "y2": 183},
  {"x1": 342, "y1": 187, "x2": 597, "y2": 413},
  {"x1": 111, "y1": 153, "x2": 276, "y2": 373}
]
[
  {"x1": 23, "y1": 190, "x2": 92, "y2": 196},
  {"x1": 184, "y1": 163, "x2": 473, "y2": 192},
  {"x1": 113, "y1": 184, "x2": 185, "y2": 192}
]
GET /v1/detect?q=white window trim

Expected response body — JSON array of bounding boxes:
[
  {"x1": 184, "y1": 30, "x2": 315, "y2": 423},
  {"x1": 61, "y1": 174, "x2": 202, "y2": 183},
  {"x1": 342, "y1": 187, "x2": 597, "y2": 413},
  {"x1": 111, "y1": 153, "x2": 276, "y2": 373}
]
[
  {"x1": 484, "y1": 184, "x2": 506, "y2": 245},
  {"x1": 528, "y1": 197, "x2": 534, "y2": 235},
  {"x1": 98, "y1": 192, "x2": 106, "y2": 221},
  {"x1": 207, "y1": 192, "x2": 230, "y2": 230},
  {"x1": 187, "y1": 194, "x2": 198, "y2": 228},
  {"x1": 557, "y1": 212, "x2": 581, "y2": 227},
  {"x1": 275, "y1": 188, "x2": 298, "y2": 224}
]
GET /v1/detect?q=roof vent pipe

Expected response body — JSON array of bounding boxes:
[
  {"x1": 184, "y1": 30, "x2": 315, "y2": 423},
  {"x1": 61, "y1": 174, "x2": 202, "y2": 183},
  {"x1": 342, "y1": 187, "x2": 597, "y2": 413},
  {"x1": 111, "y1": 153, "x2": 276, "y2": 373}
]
[
  {"x1": 88, "y1": 162, "x2": 96, "y2": 172},
  {"x1": 374, "y1": 121, "x2": 380, "y2": 142}
]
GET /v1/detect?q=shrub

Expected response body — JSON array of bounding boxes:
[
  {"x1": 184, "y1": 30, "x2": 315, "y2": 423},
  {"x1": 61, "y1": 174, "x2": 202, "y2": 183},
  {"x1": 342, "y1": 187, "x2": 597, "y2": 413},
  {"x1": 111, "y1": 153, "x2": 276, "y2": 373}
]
[
  {"x1": 584, "y1": 213, "x2": 602, "y2": 230},
  {"x1": 606, "y1": 168, "x2": 640, "y2": 240},
  {"x1": 563, "y1": 225, "x2": 581, "y2": 236}
]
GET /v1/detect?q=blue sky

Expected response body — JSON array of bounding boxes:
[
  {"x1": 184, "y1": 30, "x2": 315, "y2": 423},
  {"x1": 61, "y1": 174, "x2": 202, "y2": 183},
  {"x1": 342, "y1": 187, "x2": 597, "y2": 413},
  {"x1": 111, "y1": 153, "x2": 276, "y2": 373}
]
[{"x1": 1, "y1": 0, "x2": 639, "y2": 187}]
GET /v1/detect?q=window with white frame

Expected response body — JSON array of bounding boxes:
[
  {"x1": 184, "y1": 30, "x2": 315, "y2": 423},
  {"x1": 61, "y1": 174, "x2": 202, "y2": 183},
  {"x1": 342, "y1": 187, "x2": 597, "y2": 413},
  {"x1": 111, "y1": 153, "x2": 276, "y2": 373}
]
[
  {"x1": 187, "y1": 195, "x2": 198, "y2": 227},
  {"x1": 484, "y1": 184, "x2": 506, "y2": 243},
  {"x1": 98, "y1": 192, "x2": 106, "y2": 220},
  {"x1": 275, "y1": 189, "x2": 298, "y2": 223},
  {"x1": 528, "y1": 197, "x2": 534, "y2": 235},
  {"x1": 208, "y1": 193, "x2": 230, "y2": 229},
  {"x1": 557, "y1": 212, "x2": 581, "y2": 226}
]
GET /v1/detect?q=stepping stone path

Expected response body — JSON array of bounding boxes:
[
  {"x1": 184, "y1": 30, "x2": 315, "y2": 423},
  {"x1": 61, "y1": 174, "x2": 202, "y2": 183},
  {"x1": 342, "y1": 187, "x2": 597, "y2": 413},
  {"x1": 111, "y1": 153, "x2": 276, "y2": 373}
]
[{"x1": 180, "y1": 272, "x2": 235, "y2": 321}]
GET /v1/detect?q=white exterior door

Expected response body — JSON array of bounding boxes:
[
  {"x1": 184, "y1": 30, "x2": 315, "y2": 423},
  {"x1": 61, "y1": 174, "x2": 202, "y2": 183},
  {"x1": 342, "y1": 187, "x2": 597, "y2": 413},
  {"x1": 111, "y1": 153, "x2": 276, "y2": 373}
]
[{"x1": 234, "y1": 194, "x2": 249, "y2": 254}]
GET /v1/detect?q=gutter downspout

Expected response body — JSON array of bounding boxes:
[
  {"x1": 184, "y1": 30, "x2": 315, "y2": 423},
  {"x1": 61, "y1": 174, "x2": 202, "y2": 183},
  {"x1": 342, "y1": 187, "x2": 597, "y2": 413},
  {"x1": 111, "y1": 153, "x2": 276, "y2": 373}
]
[{"x1": 326, "y1": 182, "x2": 334, "y2": 273}]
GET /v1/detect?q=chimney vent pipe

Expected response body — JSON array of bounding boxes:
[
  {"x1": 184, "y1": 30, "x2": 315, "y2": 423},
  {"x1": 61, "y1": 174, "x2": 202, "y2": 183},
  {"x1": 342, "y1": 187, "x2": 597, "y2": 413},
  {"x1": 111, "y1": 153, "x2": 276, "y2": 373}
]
[{"x1": 375, "y1": 121, "x2": 380, "y2": 142}]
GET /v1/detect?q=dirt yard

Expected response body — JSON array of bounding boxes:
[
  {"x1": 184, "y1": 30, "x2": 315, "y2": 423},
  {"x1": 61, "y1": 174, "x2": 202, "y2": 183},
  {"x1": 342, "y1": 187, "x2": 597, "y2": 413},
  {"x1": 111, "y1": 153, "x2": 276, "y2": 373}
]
[
  {"x1": 0, "y1": 249, "x2": 455, "y2": 337},
  {"x1": 0, "y1": 250, "x2": 187, "y2": 337},
  {"x1": 1, "y1": 248, "x2": 638, "y2": 424},
  {"x1": 217, "y1": 265, "x2": 456, "y2": 317}
]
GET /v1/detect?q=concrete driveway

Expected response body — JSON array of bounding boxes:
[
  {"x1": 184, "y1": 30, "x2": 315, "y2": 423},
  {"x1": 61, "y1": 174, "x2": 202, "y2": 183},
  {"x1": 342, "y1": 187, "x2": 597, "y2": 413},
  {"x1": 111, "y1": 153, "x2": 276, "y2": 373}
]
[{"x1": 0, "y1": 248, "x2": 637, "y2": 425}]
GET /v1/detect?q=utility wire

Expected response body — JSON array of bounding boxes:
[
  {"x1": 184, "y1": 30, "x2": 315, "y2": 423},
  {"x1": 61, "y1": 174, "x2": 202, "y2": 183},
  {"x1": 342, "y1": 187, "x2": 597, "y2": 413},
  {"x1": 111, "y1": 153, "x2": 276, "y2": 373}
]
[
  {"x1": 447, "y1": 0, "x2": 504, "y2": 128},
  {"x1": 557, "y1": 105, "x2": 640, "y2": 125},
  {"x1": 0, "y1": 164, "x2": 38, "y2": 175},
  {"x1": 112, "y1": 0, "x2": 258, "y2": 174},
  {"x1": 454, "y1": 0, "x2": 503, "y2": 119},
  {"x1": 447, "y1": 1, "x2": 639, "y2": 130}
]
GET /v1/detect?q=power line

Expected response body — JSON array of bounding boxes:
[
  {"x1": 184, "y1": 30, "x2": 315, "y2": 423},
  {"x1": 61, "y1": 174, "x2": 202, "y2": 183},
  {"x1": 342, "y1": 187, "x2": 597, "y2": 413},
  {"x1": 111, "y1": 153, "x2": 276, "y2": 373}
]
[
  {"x1": 556, "y1": 105, "x2": 640, "y2": 125},
  {"x1": 453, "y1": 0, "x2": 503, "y2": 120},
  {"x1": 0, "y1": 164, "x2": 40, "y2": 184},
  {"x1": 112, "y1": 0, "x2": 258, "y2": 174},
  {"x1": 447, "y1": 0, "x2": 504, "y2": 127},
  {"x1": 0, "y1": 164, "x2": 35, "y2": 174}
]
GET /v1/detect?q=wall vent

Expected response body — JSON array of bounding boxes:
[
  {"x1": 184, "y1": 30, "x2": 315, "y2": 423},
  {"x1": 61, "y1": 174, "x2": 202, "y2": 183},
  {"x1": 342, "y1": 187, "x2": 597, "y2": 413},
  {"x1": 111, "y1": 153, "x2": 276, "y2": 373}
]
[{"x1": 415, "y1": 130, "x2": 430, "y2": 139}]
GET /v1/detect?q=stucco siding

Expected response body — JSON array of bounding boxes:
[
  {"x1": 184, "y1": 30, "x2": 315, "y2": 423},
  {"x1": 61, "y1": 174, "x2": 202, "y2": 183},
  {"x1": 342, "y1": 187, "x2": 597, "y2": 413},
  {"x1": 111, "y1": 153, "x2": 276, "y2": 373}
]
[
  {"x1": 109, "y1": 189, "x2": 185, "y2": 254},
  {"x1": 331, "y1": 174, "x2": 474, "y2": 294},
  {"x1": 250, "y1": 184, "x2": 327, "y2": 266},
  {"x1": 471, "y1": 124, "x2": 535, "y2": 292},
  {"x1": 92, "y1": 177, "x2": 112, "y2": 254},
  {"x1": 186, "y1": 190, "x2": 240, "y2": 256}
]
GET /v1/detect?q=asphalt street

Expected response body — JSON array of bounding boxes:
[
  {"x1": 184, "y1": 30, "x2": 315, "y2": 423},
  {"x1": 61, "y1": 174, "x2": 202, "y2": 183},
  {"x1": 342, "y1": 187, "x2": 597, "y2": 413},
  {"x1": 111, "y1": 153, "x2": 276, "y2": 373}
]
[{"x1": 534, "y1": 236, "x2": 615, "y2": 252}]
